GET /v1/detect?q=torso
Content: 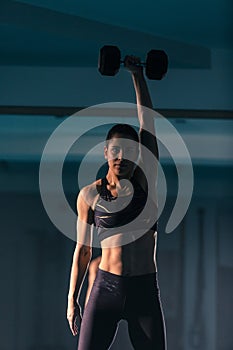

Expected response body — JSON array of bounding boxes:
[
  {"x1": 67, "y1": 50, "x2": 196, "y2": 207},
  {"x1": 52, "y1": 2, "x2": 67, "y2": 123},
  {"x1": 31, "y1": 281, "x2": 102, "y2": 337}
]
[
  {"x1": 99, "y1": 232, "x2": 157, "y2": 276},
  {"x1": 86, "y1": 176, "x2": 158, "y2": 276}
]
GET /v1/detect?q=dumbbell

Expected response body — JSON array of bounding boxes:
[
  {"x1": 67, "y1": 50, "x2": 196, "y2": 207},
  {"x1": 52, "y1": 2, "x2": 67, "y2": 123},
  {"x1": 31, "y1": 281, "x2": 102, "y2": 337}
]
[{"x1": 98, "y1": 45, "x2": 168, "y2": 80}]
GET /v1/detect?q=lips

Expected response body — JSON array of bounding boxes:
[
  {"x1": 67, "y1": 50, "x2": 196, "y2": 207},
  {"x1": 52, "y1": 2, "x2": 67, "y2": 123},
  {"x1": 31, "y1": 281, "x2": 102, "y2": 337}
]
[{"x1": 114, "y1": 163, "x2": 127, "y2": 167}]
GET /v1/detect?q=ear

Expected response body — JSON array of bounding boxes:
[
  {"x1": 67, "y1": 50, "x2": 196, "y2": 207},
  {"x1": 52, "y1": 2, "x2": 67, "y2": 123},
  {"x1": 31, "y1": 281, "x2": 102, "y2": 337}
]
[{"x1": 104, "y1": 146, "x2": 108, "y2": 159}]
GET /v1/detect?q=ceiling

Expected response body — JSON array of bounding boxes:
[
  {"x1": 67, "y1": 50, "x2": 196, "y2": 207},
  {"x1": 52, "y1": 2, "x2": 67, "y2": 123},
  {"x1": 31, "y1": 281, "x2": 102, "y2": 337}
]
[{"x1": 1, "y1": 0, "x2": 232, "y2": 68}]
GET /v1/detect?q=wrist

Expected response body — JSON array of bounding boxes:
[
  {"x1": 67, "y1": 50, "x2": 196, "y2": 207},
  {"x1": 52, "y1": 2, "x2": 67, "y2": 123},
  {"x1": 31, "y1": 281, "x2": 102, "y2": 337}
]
[
  {"x1": 68, "y1": 299, "x2": 80, "y2": 309},
  {"x1": 132, "y1": 70, "x2": 145, "y2": 81}
]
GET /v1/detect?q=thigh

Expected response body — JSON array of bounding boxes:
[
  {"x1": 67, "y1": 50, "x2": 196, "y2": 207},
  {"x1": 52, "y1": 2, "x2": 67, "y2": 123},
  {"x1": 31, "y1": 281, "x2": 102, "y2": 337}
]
[
  {"x1": 127, "y1": 306, "x2": 166, "y2": 350},
  {"x1": 126, "y1": 273, "x2": 167, "y2": 350},
  {"x1": 78, "y1": 270, "x2": 125, "y2": 350}
]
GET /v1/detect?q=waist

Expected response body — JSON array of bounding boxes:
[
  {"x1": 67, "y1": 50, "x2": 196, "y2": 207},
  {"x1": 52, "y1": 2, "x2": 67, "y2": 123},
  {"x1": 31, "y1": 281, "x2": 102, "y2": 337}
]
[
  {"x1": 97, "y1": 266, "x2": 157, "y2": 281},
  {"x1": 99, "y1": 240, "x2": 157, "y2": 276}
]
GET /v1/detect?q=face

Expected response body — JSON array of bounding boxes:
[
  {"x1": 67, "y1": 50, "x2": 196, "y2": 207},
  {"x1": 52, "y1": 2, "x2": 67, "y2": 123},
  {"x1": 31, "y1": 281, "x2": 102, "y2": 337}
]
[{"x1": 104, "y1": 134, "x2": 139, "y2": 177}]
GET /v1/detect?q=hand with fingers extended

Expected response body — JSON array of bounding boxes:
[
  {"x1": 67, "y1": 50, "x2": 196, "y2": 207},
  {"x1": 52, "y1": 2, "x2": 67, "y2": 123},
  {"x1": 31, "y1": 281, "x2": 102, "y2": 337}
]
[
  {"x1": 124, "y1": 55, "x2": 143, "y2": 75},
  {"x1": 67, "y1": 299, "x2": 82, "y2": 336}
]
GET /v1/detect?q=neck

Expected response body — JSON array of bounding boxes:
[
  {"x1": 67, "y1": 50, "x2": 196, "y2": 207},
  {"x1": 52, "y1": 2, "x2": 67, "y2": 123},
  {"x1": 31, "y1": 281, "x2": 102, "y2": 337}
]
[{"x1": 106, "y1": 172, "x2": 132, "y2": 188}]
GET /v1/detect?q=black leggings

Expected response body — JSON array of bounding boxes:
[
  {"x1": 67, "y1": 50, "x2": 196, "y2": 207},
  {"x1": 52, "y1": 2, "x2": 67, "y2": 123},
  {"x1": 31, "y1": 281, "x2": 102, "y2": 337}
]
[{"x1": 78, "y1": 268, "x2": 166, "y2": 350}]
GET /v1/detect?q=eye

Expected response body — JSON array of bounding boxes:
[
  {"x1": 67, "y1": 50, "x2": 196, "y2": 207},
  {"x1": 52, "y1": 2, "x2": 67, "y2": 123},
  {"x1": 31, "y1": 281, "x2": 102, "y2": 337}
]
[{"x1": 110, "y1": 147, "x2": 120, "y2": 155}]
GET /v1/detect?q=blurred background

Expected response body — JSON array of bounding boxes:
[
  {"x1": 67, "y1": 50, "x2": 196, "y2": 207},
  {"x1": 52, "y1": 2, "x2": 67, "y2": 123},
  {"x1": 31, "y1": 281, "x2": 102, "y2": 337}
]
[{"x1": 0, "y1": 1, "x2": 232, "y2": 349}]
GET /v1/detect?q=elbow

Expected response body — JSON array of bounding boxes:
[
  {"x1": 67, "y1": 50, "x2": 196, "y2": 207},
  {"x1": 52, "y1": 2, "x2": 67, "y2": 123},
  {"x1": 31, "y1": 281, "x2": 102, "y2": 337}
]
[{"x1": 75, "y1": 243, "x2": 92, "y2": 261}]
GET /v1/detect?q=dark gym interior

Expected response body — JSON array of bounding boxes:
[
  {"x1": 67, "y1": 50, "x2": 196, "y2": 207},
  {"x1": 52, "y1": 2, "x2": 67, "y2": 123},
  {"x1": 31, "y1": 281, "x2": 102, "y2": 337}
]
[{"x1": 0, "y1": 1, "x2": 232, "y2": 349}]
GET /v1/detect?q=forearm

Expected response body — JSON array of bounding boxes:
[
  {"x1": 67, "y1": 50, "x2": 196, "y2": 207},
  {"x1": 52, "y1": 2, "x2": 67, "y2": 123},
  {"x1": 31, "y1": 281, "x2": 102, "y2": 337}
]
[
  {"x1": 68, "y1": 244, "x2": 92, "y2": 303},
  {"x1": 132, "y1": 71, "x2": 153, "y2": 116},
  {"x1": 132, "y1": 71, "x2": 158, "y2": 158},
  {"x1": 131, "y1": 72, "x2": 156, "y2": 145}
]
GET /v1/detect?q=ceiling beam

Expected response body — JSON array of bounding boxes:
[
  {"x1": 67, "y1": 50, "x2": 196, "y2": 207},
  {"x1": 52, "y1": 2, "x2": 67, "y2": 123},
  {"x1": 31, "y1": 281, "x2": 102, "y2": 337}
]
[{"x1": 0, "y1": 106, "x2": 232, "y2": 119}]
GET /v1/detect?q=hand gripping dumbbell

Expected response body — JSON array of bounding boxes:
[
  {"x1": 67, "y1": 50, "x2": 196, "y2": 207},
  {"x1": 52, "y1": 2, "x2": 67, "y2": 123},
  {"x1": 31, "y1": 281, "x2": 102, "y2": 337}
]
[{"x1": 98, "y1": 45, "x2": 168, "y2": 80}]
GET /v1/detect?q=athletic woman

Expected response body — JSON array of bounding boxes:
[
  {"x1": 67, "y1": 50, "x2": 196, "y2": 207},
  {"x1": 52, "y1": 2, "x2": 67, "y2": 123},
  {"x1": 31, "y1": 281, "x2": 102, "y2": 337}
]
[{"x1": 67, "y1": 56, "x2": 167, "y2": 349}]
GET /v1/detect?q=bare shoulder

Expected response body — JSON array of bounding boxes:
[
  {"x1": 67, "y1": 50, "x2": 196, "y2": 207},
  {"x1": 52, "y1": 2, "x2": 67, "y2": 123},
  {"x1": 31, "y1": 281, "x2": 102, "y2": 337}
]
[{"x1": 78, "y1": 179, "x2": 102, "y2": 211}]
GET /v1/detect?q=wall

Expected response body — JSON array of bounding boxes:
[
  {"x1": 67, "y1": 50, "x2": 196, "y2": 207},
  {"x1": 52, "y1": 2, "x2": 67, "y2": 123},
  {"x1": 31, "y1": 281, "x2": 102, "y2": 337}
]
[{"x1": 0, "y1": 49, "x2": 233, "y2": 110}]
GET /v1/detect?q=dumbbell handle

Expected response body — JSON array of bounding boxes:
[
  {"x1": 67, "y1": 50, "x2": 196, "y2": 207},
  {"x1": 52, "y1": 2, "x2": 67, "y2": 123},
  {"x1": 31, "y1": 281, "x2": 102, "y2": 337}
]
[{"x1": 120, "y1": 59, "x2": 146, "y2": 67}]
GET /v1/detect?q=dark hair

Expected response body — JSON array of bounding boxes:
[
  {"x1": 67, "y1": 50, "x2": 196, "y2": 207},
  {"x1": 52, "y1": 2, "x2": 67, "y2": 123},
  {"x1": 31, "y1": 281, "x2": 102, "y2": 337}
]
[{"x1": 105, "y1": 124, "x2": 139, "y2": 146}]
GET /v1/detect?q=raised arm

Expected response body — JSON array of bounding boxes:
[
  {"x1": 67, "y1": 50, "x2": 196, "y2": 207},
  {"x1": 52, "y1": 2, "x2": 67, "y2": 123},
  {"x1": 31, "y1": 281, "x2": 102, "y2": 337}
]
[
  {"x1": 125, "y1": 56, "x2": 159, "y2": 192},
  {"x1": 67, "y1": 188, "x2": 93, "y2": 336}
]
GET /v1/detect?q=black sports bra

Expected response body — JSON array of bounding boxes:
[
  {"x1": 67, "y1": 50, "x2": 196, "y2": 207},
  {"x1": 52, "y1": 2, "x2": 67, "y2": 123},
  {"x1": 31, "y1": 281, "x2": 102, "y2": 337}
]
[{"x1": 94, "y1": 177, "x2": 158, "y2": 240}]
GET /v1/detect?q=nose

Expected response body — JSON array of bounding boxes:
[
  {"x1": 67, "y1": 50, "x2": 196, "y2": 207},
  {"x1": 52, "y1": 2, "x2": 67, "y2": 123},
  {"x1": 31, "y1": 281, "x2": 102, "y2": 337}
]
[{"x1": 117, "y1": 149, "x2": 124, "y2": 160}]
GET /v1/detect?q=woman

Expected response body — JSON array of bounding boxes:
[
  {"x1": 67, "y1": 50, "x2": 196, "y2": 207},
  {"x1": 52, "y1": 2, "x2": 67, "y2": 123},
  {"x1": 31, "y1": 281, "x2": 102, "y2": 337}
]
[{"x1": 67, "y1": 56, "x2": 167, "y2": 349}]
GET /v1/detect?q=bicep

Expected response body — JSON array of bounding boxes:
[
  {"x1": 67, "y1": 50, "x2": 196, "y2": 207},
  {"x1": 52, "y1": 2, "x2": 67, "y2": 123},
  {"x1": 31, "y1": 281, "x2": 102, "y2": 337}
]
[
  {"x1": 76, "y1": 190, "x2": 94, "y2": 247},
  {"x1": 139, "y1": 127, "x2": 159, "y2": 161},
  {"x1": 134, "y1": 128, "x2": 159, "y2": 193}
]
